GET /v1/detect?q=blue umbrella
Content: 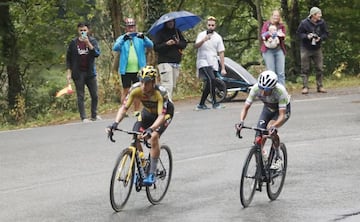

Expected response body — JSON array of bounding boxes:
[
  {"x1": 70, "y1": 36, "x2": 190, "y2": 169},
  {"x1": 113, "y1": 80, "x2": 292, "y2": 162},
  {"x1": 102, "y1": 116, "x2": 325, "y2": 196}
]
[{"x1": 147, "y1": 10, "x2": 201, "y2": 36}]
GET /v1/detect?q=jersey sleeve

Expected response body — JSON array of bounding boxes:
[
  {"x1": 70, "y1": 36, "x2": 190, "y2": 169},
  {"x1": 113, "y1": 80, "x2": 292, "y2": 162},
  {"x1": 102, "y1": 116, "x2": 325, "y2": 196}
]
[
  {"x1": 245, "y1": 84, "x2": 258, "y2": 105},
  {"x1": 123, "y1": 87, "x2": 140, "y2": 109},
  {"x1": 156, "y1": 91, "x2": 165, "y2": 115}
]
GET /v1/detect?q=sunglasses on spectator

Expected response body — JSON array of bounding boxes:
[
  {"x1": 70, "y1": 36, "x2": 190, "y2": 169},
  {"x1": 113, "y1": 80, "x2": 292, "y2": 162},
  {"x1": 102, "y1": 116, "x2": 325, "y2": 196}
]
[{"x1": 207, "y1": 24, "x2": 215, "y2": 27}]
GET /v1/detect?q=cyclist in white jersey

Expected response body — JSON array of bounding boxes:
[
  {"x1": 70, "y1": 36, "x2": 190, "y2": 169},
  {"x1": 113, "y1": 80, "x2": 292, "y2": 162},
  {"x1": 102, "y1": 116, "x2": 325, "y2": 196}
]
[{"x1": 236, "y1": 70, "x2": 291, "y2": 169}]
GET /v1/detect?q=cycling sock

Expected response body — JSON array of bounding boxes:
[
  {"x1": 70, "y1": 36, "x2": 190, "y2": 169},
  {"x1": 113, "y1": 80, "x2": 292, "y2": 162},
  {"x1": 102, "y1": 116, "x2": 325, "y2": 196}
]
[{"x1": 149, "y1": 157, "x2": 158, "y2": 175}]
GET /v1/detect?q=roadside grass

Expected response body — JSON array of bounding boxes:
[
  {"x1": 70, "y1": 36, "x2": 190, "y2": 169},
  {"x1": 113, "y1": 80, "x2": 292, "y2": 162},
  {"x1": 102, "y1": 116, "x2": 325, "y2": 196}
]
[{"x1": 0, "y1": 76, "x2": 359, "y2": 131}]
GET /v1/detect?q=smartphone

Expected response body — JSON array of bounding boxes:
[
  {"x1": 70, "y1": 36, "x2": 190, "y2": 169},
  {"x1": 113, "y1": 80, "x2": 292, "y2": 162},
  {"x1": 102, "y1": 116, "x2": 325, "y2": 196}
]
[{"x1": 81, "y1": 31, "x2": 87, "y2": 39}]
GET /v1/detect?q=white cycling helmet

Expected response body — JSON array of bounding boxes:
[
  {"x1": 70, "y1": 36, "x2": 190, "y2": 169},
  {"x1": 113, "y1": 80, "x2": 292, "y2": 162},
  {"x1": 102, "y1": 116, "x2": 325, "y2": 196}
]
[{"x1": 258, "y1": 70, "x2": 278, "y2": 89}]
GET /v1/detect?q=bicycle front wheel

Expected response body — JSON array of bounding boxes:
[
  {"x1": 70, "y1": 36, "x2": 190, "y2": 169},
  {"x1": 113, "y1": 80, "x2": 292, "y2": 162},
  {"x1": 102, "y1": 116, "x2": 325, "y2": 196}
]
[
  {"x1": 110, "y1": 148, "x2": 135, "y2": 212},
  {"x1": 240, "y1": 147, "x2": 258, "y2": 208},
  {"x1": 266, "y1": 143, "x2": 287, "y2": 200},
  {"x1": 146, "y1": 145, "x2": 173, "y2": 204}
]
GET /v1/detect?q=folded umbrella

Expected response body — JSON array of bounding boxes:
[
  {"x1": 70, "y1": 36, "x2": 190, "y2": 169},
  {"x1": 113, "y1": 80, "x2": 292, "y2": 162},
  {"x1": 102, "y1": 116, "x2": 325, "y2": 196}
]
[{"x1": 147, "y1": 10, "x2": 201, "y2": 36}]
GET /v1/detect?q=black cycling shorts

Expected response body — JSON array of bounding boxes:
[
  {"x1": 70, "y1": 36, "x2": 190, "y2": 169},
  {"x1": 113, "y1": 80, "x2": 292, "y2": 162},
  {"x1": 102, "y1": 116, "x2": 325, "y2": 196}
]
[{"x1": 132, "y1": 101, "x2": 174, "y2": 136}]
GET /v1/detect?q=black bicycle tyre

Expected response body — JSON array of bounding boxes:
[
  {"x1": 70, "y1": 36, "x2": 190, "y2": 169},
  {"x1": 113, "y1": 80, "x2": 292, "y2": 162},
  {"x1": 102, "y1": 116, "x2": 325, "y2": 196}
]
[
  {"x1": 225, "y1": 91, "x2": 238, "y2": 101},
  {"x1": 240, "y1": 147, "x2": 258, "y2": 208},
  {"x1": 206, "y1": 78, "x2": 227, "y2": 103},
  {"x1": 266, "y1": 143, "x2": 287, "y2": 200},
  {"x1": 146, "y1": 145, "x2": 173, "y2": 204},
  {"x1": 110, "y1": 148, "x2": 135, "y2": 212}
]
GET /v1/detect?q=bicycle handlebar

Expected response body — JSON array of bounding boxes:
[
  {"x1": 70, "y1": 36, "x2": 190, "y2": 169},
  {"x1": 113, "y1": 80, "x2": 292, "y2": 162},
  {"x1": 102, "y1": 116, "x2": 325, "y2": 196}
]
[
  {"x1": 108, "y1": 128, "x2": 151, "y2": 148},
  {"x1": 236, "y1": 125, "x2": 269, "y2": 139}
]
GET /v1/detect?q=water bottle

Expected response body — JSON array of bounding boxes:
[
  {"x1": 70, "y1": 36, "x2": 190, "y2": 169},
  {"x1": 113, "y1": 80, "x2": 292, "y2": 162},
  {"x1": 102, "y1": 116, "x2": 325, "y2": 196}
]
[
  {"x1": 262, "y1": 148, "x2": 268, "y2": 165},
  {"x1": 139, "y1": 151, "x2": 146, "y2": 167}
]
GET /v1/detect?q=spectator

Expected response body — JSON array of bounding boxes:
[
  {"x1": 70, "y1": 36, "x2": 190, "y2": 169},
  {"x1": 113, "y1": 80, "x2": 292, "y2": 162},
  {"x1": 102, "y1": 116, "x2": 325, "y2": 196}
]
[
  {"x1": 153, "y1": 19, "x2": 187, "y2": 100},
  {"x1": 113, "y1": 18, "x2": 154, "y2": 116},
  {"x1": 260, "y1": 10, "x2": 286, "y2": 86},
  {"x1": 66, "y1": 22, "x2": 101, "y2": 122},
  {"x1": 297, "y1": 7, "x2": 329, "y2": 94},
  {"x1": 194, "y1": 16, "x2": 226, "y2": 110}
]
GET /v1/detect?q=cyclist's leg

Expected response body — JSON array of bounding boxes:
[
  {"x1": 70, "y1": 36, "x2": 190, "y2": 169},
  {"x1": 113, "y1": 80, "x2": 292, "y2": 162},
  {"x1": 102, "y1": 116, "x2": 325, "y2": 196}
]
[
  {"x1": 147, "y1": 102, "x2": 174, "y2": 184},
  {"x1": 140, "y1": 110, "x2": 159, "y2": 184}
]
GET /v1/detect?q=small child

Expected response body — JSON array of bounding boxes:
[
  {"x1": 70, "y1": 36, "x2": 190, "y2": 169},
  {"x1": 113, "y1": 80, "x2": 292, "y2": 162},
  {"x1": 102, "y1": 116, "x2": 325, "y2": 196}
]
[{"x1": 262, "y1": 24, "x2": 280, "y2": 49}]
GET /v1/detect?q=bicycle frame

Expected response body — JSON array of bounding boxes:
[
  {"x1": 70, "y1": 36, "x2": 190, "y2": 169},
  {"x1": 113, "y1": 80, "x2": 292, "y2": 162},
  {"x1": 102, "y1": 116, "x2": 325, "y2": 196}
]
[
  {"x1": 216, "y1": 71, "x2": 252, "y2": 93},
  {"x1": 110, "y1": 129, "x2": 149, "y2": 185}
]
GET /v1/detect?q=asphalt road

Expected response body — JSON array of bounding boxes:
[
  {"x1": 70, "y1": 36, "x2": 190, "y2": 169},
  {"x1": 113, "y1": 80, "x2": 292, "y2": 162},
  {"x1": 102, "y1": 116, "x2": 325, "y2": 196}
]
[{"x1": 1, "y1": 88, "x2": 360, "y2": 222}]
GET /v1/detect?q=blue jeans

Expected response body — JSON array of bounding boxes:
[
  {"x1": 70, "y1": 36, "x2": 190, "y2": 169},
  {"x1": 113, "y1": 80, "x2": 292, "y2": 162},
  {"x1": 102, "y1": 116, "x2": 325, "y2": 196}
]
[{"x1": 262, "y1": 48, "x2": 285, "y2": 85}]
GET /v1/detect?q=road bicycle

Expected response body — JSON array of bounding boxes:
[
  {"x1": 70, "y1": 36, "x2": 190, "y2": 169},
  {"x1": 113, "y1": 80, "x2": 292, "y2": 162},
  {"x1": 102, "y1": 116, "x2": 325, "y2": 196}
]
[
  {"x1": 108, "y1": 128, "x2": 172, "y2": 212},
  {"x1": 237, "y1": 125, "x2": 287, "y2": 208}
]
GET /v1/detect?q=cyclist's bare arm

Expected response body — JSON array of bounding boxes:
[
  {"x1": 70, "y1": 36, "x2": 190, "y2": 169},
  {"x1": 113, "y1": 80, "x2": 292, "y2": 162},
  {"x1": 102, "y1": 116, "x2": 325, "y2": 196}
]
[
  {"x1": 114, "y1": 104, "x2": 129, "y2": 123},
  {"x1": 114, "y1": 91, "x2": 135, "y2": 123},
  {"x1": 240, "y1": 103, "x2": 251, "y2": 122}
]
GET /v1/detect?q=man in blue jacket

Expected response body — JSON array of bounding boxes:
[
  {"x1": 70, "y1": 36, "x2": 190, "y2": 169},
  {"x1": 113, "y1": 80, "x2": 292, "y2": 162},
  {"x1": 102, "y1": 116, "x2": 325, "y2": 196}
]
[
  {"x1": 113, "y1": 18, "x2": 153, "y2": 116},
  {"x1": 297, "y1": 7, "x2": 329, "y2": 94},
  {"x1": 66, "y1": 22, "x2": 101, "y2": 122}
]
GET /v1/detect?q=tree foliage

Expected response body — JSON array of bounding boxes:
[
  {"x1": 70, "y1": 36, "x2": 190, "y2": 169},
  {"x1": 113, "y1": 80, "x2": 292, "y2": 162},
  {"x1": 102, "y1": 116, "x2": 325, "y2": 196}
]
[{"x1": 0, "y1": 0, "x2": 359, "y2": 125}]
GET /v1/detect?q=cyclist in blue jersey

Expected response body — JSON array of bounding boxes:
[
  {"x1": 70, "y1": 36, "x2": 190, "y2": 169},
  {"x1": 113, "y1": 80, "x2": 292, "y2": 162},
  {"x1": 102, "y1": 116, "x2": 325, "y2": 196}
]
[{"x1": 236, "y1": 70, "x2": 291, "y2": 169}]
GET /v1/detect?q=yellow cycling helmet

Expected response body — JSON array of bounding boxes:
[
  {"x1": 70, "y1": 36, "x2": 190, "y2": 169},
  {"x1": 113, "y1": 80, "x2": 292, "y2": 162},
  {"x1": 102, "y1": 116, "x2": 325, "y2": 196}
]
[{"x1": 138, "y1": 65, "x2": 158, "y2": 82}]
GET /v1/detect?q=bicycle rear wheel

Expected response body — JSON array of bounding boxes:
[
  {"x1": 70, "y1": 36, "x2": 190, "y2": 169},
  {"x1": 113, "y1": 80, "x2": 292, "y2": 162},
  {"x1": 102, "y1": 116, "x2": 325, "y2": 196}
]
[
  {"x1": 240, "y1": 147, "x2": 258, "y2": 208},
  {"x1": 146, "y1": 145, "x2": 173, "y2": 204},
  {"x1": 110, "y1": 148, "x2": 135, "y2": 211},
  {"x1": 206, "y1": 78, "x2": 227, "y2": 103},
  {"x1": 266, "y1": 143, "x2": 287, "y2": 200}
]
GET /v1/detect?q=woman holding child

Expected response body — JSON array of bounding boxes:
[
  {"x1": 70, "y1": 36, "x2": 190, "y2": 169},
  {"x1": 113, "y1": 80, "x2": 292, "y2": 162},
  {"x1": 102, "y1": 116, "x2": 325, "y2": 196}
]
[{"x1": 260, "y1": 10, "x2": 286, "y2": 86}]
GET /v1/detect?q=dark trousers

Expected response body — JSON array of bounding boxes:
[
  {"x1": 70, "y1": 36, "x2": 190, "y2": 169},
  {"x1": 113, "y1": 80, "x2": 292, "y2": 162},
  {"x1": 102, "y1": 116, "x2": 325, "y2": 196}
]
[
  {"x1": 73, "y1": 72, "x2": 98, "y2": 120},
  {"x1": 300, "y1": 47, "x2": 324, "y2": 89},
  {"x1": 198, "y1": 66, "x2": 217, "y2": 105}
]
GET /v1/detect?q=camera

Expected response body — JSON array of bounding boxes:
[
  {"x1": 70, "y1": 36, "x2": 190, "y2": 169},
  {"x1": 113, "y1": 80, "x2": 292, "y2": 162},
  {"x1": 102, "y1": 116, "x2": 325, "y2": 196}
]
[
  {"x1": 311, "y1": 33, "x2": 319, "y2": 45},
  {"x1": 206, "y1": 29, "x2": 214, "y2": 34}
]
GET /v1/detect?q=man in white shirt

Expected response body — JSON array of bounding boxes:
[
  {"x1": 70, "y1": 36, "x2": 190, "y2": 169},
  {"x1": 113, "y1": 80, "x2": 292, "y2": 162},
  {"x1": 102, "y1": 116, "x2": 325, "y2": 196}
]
[{"x1": 194, "y1": 16, "x2": 227, "y2": 110}]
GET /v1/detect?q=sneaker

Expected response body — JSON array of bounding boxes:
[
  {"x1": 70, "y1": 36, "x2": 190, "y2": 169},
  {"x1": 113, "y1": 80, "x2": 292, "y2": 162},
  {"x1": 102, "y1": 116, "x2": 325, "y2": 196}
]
[
  {"x1": 212, "y1": 103, "x2": 225, "y2": 109},
  {"x1": 82, "y1": 118, "x2": 91, "y2": 123},
  {"x1": 301, "y1": 87, "x2": 309, "y2": 94},
  {"x1": 195, "y1": 104, "x2": 209, "y2": 111},
  {"x1": 317, "y1": 87, "x2": 327, "y2": 93},
  {"x1": 143, "y1": 173, "x2": 156, "y2": 186},
  {"x1": 270, "y1": 158, "x2": 283, "y2": 170},
  {"x1": 91, "y1": 115, "x2": 102, "y2": 121}
]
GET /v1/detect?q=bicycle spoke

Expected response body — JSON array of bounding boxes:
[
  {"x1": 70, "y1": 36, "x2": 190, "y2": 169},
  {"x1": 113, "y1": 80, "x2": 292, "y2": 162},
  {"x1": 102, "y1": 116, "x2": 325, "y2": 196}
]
[
  {"x1": 266, "y1": 143, "x2": 287, "y2": 200},
  {"x1": 110, "y1": 149, "x2": 134, "y2": 211},
  {"x1": 146, "y1": 145, "x2": 172, "y2": 204}
]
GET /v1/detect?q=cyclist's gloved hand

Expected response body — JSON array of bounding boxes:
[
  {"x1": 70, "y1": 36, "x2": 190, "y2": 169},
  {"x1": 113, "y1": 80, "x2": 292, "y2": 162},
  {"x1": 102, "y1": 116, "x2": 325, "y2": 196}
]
[
  {"x1": 106, "y1": 122, "x2": 118, "y2": 141},
  {"x1": 235, "y1": 121, "x2": 244, "y2": 138},
  {"x1": 123, "y1": 34, "x2": 131, "y2": 41},
  {"x1": 269, "y1": 125, "x2": 277, "y2": 135},
  {"x1": 107, "y1": 122, "x2": 118, "y2": 133},
  {"x1": 142, "y1": 128, "x2": 153, "y2": 139}
]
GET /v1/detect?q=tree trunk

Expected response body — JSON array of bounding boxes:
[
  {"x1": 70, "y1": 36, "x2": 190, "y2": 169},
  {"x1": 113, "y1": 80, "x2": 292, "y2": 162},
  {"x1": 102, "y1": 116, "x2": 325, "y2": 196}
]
[
  {"x1": 281, "y1": 0, "x2": 301, "y2": 81},
  {"x1": 108, "y1": 0, "x2": 123, "y2": 74},
  {"x1": 0, "y1": 0, "x2": 22, "y2": 109}
]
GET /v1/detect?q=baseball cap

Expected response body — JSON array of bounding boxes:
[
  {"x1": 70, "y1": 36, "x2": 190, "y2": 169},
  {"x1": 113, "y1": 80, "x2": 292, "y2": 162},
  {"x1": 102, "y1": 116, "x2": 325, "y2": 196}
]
[{"x1": 308, "y1": 7, "x2": 322, "y2": 17}]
